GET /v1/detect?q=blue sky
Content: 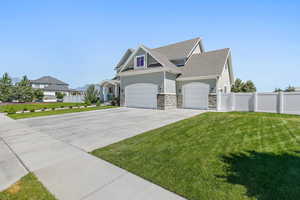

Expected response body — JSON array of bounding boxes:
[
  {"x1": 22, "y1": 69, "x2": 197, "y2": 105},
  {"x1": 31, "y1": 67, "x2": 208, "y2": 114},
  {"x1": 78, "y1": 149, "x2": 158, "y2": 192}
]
[{"x1": 0, "y1": 1, "x2": 299, "y2": 91}]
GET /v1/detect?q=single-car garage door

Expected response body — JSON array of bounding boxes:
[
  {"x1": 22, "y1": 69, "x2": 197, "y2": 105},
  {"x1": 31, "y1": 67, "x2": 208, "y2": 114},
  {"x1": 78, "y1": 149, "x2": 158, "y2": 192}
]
[
  {"x1": 183, "y1": 82, "x2": 209, "y2": 109},
  {"x1": 125, "y1": 83, "x2": 158, "y2": 109}
]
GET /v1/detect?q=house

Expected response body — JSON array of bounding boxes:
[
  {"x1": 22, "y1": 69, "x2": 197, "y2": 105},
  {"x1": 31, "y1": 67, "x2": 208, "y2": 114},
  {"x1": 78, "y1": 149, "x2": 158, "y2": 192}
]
[
  {"x1": 100, "y1": 37, "x2": 234, "y2": 110},
  {"x1": 31, "y1": 76, "x2": 82, "y2": 102}
]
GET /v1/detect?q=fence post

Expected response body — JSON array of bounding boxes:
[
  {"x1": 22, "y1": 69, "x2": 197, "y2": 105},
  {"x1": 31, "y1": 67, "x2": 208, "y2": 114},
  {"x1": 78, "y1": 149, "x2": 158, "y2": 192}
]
[
  {"x1": 216, "y1": 90, "x2": 222, "y2": 111},
  {"x1": 279, "y1": 92, "x2": 284, "y2": 114},
  {"x1": 231, "y1": 93, "x2": 235, "y2": 111},
  {"x1": 253, "y1": 92, "x2": 257, "y2": 112}
]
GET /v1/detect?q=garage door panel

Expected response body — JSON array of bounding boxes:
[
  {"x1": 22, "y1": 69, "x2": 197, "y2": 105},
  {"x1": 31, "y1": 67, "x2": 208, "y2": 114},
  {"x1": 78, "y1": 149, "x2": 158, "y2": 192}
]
[
  {"x1": 125, "y1": 83, "x2": 158, "y2": 109},
  {"x1": 183, "y1": 82, "x2": 209, "y2": 109}
]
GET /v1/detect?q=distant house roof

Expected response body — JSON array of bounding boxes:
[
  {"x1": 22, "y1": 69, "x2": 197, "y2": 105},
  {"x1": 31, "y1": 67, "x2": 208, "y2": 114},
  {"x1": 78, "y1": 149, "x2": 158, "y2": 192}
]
[
  {"x1": 152, "y1": 37, "x2": 201, "y2": 60},
  {"x1": 43, "y1": 85, "x2": 70, "y2": 92},
  {"x1": 179, "y1": 48, "x2": 230, "y2": 79},
  {"x1": 31, "y1": 76, "x2": 68, "y2": 85}
]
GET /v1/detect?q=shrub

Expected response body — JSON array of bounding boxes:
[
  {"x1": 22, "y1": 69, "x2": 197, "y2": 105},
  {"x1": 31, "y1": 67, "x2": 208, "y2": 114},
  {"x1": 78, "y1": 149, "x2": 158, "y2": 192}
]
[
  {"x1": 96, "y1": 100, "x2": 101, "y2": 107},
  {"x1": 85, "y1": 100, "x2": 92, "y2": 106},
  {"x1": 23, "y1": 108, "x2": 28, "y2": 111},
  {"x1": 69, "y1": 106, "x2": 73, "y2": 109},
  {"x1": 111, "y1": 97, "x2": 120, "y2": 106},
  {"x1": 30, "y1": 109, "x2": 35, "y2": 112},
  {"x1": 61, "y1": 106, "x2": 64, "y2": 108},
  {"x1": 52, "y1": 107, "x2": 55, "y2": 111}
]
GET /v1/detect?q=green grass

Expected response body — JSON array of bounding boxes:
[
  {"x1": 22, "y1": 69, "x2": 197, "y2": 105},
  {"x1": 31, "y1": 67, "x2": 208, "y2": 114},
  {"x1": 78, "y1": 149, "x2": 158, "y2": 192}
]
[
  {"x1": 0, "y1": 102, "x2": 86, "y2": 113},
  {"x1": 8, "y1": 106, "x2": 117, "y2": 119},
  {"x1": 92, "y1": 112, "x2": 300, "y2": 200},
  {"x1": 0, "y1": 173, "x2": 57, "y2": 200}
]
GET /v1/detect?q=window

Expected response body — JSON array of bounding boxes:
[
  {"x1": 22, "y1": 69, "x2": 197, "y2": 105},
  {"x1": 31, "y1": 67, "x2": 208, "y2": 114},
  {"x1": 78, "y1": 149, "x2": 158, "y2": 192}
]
[
  {"x1": 136, "y1": 55, "x2": 145, "y2": 67},
  {"x1": 109, "y1": 87, "x2": 113, "y2": 93}
]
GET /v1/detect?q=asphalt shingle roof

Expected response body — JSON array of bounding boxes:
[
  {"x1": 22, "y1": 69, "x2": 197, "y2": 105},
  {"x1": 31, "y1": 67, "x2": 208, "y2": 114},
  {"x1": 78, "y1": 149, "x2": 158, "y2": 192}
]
[
  {"x1": 179, "y1": 48, "x2": 230, "y2": 78},
  {"x1": 152, "y1": 37, "x2": 201, "y2": 61},
  {"x1": 31, "y1": 76, "x2": 68, "y2": 85}
]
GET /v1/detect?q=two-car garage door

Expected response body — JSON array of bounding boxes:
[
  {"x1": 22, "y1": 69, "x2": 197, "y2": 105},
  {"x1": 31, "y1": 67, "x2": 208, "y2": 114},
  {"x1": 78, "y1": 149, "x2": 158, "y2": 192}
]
[{"x1": 125, "y1": 83, "x2": 158, "y2": 109}]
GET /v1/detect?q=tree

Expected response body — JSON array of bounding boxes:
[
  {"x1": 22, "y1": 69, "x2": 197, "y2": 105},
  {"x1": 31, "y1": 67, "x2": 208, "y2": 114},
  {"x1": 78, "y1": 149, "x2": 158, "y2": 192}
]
[
  {"x1": 34, "y1": 89, "x2": 44, "y2": 101},
  {"x1": 231, "y1": 79, "x2": 244, "y2": 93},
  {"x1": 242, "y1": 80, "x2": 256, "y2": 92},
  {"x1": 17, "y1": 75, "x2": 31, "y2": 87},
  {"x1": 14, "y1": 75, "x2": 34, "y2": 102},
  {"x1": 84, "y1": 84, "x2": 100, "y2": 104},
  {"x1": 0, "y1": 72, "x2": 14, "y2": 102},
  {"x1": 55, "y1": 92, "x2": 65, "y2": 101},
  {"x1": 231, "y1": 78, "x2": 257, "y2": 93},
  {"x1": 284, "y1": 85, "x2": 295, "y2": 92},
  {"x1": 274, "y1": 88, "x2": 283, "y2": 92}
]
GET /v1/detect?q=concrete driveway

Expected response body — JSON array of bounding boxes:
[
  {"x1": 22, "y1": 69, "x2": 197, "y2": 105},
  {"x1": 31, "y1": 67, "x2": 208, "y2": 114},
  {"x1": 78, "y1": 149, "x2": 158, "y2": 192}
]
[
  {"x1": 1, "y1": 108, "x2": 205, "y2": 200},
  {"x1": 20, "y1": 107, "x2": 204, "y2": 152}
]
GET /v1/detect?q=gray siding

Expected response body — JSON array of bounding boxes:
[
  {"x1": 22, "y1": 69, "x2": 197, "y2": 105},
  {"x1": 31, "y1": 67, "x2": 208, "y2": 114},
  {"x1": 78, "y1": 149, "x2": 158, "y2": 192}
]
[
  {"x1": 176, "y1": 79, "x2": 217, "y2": 94},
  {"x1": 165, "y1": 72, "x2": 177, "y2": 93}
]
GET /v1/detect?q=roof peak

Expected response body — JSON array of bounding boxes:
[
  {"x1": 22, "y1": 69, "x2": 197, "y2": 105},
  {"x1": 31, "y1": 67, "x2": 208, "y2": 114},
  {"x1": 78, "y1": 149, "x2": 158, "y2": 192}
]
[{"x1": 153, "y1": 37, "x2": 201, "y2": 50}]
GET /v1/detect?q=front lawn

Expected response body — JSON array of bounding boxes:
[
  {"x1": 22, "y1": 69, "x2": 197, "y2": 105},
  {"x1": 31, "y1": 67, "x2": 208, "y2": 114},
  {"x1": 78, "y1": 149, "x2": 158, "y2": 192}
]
[
  {"x1": 0, "y1": 102, "x2": 85, "y2": 113},
  {"x1": 0, "y1": 173, "x2": 57, "y2": 200},
  {"x1": 8, "y1": 105, "x2": 117, "y2": 119},
  {"x1": 92, "y1": 112, "x2": 300, "y2": 200}
]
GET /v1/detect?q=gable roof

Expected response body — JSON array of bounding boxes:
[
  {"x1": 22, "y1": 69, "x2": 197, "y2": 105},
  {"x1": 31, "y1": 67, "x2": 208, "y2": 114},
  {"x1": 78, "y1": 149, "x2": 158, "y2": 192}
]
[
  {"x1": 31, "y1": 76, "x2": 68, "y2": 85},
  {"x1": 142, "y1": 46, "x2": 181, "y2": 73},
  {"x1": 118, "y1": 45, "x2": 181, "y2": 74},
  {"x1": 178, "y1": 48, "x2": 230, "y2": 79},
  {"x1": 152, "y1": 37, "x2": 201, "y2": 60},
  {"x1": 115, "y1": 48, "x2": 135, "y2": 70}
]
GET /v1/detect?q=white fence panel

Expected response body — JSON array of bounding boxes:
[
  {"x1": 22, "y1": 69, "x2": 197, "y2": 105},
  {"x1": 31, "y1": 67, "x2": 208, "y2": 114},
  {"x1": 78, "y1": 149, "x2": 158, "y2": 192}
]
[
  {"x1": 234, "y1": 93, "x2": 254, "y2": 111},
  {"x1": 257, "y1": 93, "x2": 278, "y2": 113},
  {"x1": 220, "y1": 93, "x2": 232, "y2": 111},
  {"x1": 283, "y1": 92, "x2": 300, "y2": 115},
  {"x1": 63, "y1": 95, "x2": 84, "y2": 103}
]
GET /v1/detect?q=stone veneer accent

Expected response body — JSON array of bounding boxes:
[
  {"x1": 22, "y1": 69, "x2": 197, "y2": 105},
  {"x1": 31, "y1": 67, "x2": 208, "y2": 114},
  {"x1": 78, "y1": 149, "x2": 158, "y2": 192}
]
[
  {"x1": 177, "y1": 95, "x2": 183, "y2": 108},
  {"x1": 208, "y1": 93, "x2": 217, "y2": 109},
  {"x1": 157, "y1": 94, "x2": 177, "y2": 110}
]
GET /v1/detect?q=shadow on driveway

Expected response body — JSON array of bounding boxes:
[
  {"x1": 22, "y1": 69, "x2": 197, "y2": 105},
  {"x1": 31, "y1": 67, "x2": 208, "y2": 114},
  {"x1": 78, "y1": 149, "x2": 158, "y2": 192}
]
[{"x1": 219, "y1": 151, "x2": 300, "y2": 200}]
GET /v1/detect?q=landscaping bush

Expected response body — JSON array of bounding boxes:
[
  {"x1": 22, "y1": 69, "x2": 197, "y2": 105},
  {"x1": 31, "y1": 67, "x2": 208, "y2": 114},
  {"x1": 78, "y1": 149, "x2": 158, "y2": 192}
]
[
  {"x1": 52, "y1": 107, "x2": 55, "y2": 111},
  {"x1": 30, "y1": 109, "x2": 35, "y2": 112},
  {"x1": 96, "y1": 100, "x2": 101, "y2": 107},
  {"x1": 69, "y1": 106, "x2": 73, "y2": 109}
]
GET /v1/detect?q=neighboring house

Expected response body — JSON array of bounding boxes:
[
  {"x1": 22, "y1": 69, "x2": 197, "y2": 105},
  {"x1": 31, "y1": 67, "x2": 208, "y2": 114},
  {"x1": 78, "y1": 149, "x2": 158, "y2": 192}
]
[
  {"x1": 31, "y1": 76, "x2": 82, "y2": 102},
  {"x1": 295, "y1": 87, "x2": 300, "y2": 92},
  {"x1": 100, "y1": 37, "x2": 234, "y2": 110}
]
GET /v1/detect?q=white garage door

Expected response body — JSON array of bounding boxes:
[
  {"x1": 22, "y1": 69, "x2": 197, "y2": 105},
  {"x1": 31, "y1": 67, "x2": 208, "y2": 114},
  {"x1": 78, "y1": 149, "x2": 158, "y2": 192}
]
[
  {"x1": 125, "y1": 83, "x2": 158, "y2": 109},
  {"x1": 183, "y1": 82, "x2": 209, "y2": 109}
]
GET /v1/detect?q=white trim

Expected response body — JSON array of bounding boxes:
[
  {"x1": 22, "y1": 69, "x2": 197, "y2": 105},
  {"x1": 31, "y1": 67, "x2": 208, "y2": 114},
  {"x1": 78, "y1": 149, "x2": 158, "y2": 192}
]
[
  {"x1": 163, "y1": 71, "x2": 166, "y2": 93},
  {"x1": 176, "y1": 75, "x2": 217, "y2": 81},
  {"x1": 118, "y1": 67, "x2": 180, "y2": 77},
  {"x1": 158, "y1": 93, "x2": 176, "y2": 95},
  {"x1": 187, "y1": 38, "x2": 202, "y2": 58}
]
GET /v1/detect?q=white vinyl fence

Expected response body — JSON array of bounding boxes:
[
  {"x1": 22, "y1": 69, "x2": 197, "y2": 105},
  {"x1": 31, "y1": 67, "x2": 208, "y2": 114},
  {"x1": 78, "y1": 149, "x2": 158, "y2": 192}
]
[
  {"x1": 63, "y1": 95, "x2": 85, "y2": 103},
  {"x1": 219, "y1": 92, "x2": 300, "y2": 115}
]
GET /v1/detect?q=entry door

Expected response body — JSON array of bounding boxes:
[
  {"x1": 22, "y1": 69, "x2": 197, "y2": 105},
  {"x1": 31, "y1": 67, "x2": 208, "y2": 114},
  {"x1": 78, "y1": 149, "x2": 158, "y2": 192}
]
[
  {"x1": 125, "y1": 83, "x2": 158, "y2": 109},
  {"x1": 183, "y1": 82, "x2": 209, "y2": 109}
]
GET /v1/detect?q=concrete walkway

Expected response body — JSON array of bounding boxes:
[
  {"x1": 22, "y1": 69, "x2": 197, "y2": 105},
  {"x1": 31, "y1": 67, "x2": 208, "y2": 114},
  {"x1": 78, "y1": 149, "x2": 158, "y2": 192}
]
[{"x1": 0, "y1": 109, "x2": 201, "y2": 200}]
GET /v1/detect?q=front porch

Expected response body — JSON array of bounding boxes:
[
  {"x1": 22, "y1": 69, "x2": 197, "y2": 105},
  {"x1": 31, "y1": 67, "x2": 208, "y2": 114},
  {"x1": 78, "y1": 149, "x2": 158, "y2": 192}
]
[{"x1": 100, "y1": 80, "x2": 120, "y2": 102}]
